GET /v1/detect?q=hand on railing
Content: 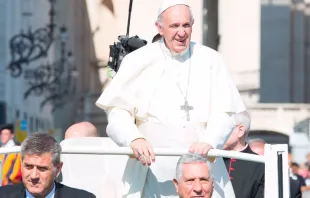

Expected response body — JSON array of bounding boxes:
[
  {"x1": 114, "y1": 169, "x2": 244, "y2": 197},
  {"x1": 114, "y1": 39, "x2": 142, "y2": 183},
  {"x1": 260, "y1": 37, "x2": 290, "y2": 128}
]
[
  {"x1": 189, "y1": 142, "x2": 215, "y2": 162},
  {"x1": 130, "y1": 138, "x2": 155, "y2": 166}
]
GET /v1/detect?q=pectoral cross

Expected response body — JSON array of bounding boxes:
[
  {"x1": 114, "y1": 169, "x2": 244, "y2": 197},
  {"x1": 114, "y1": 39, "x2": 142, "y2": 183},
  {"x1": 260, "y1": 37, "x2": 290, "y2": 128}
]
[{"x1": 180, "y1": 100, "x2": 194, "y2": 121}]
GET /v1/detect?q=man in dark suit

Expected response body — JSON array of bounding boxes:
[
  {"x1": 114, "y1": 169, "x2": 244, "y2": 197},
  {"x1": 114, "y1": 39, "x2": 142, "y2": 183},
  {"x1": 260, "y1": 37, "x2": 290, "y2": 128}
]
[
  {"x1": 223, "y1": 111, "x2": 264, "y2": 198},
  {"x1": 0, "y1": 132, "x2": 95, "y2": 198},
  {"x1": 290, "y1": 174, "x2": 302, "y2": 198}
]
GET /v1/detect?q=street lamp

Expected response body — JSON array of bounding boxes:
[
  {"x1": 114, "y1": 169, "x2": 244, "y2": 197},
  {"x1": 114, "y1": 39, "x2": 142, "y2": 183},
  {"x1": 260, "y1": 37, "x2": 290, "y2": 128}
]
[
  {"x1": 23, "y1": 26, "x2": 77, "y2": 111},
  {"x1": 7, "y1": 0, "x2": 77, "y2": 112},
  {"x1": 7, "y1": 0, "x2": 56, "y2": 77}
]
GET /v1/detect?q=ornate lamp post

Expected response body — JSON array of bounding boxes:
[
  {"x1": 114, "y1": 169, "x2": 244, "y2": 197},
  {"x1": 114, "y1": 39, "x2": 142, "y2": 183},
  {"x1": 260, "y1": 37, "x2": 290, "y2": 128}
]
[
  {"x1": 7, "y1": 0, "x2": 77, "y2": 111},
  {"x1": 23, "y1": 26, "x2": 77, "y2": 111},
  {"x1": 7, "y1": 0, "x2": 56, "y2": 77}
]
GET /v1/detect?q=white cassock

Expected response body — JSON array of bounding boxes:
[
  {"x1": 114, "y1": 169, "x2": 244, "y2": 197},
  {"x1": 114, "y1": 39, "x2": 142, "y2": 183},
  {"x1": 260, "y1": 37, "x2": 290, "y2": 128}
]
[{"x1": 96, "y1": 39, "x2": 245, "y2": 198}]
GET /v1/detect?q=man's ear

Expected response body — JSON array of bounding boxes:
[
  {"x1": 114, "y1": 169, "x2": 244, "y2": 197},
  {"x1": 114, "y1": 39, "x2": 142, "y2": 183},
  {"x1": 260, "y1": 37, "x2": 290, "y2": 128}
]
[
  {"x1": 173, "y1": 178, "x2": 179, "y2": 194},
  {"x1": 237, "y1": 125, "x2": 246, "y2": 138},
  {"x1": 56, "y1": 162, "x2": 63, "y2": 177},
  {"x1": 155, "y1": 21, "x2": 164, "y2": 36}
]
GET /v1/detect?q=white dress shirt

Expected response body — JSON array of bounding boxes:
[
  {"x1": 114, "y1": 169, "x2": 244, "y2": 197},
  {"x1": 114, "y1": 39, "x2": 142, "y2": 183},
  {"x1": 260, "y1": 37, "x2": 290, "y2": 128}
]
[{"x1": 26, "y1": 183, "x2": 55, "y2": 198}]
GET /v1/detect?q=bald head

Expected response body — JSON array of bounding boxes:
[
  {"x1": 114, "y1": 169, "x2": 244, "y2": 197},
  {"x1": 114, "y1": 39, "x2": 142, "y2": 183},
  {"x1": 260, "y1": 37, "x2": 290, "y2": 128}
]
[
  {"x1": 65, "y1": 122, "x2": 98, "y2": 139},
  {"x1": 249, "y1": 139, "x2": 265, "y2": 156}
]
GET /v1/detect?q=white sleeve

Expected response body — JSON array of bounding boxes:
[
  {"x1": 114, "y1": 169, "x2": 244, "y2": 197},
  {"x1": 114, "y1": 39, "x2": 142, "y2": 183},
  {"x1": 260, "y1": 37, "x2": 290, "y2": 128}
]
[
  {"x1": 203, "y1": 112, "x2": 235, "y2": 149},
  {"x1": 106, "y1": 107, "x2": 144, "y2": 147},
  {"x1": 202, "y1": 52, "x2": 243, "y2": 149}
]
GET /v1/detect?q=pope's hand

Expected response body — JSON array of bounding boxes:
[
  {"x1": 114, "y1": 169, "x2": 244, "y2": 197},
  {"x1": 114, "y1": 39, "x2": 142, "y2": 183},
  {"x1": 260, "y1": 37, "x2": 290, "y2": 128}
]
[
  {"x1": 189, "y1": 142, "x2": 215, "y2": 162},
  {"x1": 130, "y1": 138, "x2": 155, "y2": 166}
]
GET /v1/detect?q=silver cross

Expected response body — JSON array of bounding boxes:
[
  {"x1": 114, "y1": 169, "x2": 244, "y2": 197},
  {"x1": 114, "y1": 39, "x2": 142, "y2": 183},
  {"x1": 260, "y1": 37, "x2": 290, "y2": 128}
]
[{"x1": 180, "y1": 100, "x2": 194, "y2": 121}]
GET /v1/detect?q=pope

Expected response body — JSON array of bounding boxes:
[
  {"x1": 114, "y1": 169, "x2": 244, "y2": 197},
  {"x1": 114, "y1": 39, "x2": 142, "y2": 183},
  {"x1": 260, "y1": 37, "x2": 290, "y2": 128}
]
[{"x1": 96, "y1": 0, "x2": 245, "y2": 197}]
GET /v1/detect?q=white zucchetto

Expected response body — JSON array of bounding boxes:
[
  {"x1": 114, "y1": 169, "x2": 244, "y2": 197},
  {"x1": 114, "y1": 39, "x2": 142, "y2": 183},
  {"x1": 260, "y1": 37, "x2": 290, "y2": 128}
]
[{"x1": 157, "y1": 0, "x2": 190, "y2": 17}]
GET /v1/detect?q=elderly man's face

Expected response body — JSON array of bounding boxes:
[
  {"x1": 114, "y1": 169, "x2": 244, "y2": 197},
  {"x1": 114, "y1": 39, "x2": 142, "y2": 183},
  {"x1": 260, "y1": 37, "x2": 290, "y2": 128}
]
[
  {"x1": 22, "y1": 153, "x2": 62, "y2": 197},
  {"x1": 156, "y1": 5, "x2": 193, "y2": 54},
  {"x1": 174, "y1": 163, "x2": 213, "y2": 198}
]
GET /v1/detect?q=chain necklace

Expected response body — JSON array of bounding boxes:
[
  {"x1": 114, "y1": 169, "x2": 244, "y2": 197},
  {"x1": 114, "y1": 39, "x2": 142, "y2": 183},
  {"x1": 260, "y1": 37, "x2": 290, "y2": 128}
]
[{"x1": 159, "y1": 42, "x2": 194, "y2": 121}]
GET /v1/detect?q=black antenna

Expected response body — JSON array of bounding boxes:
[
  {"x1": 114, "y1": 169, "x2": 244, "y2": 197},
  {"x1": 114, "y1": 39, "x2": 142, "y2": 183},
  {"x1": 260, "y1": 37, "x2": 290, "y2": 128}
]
[{"x1": 126, "y1": 0, "x2": 134, "y2": 36}]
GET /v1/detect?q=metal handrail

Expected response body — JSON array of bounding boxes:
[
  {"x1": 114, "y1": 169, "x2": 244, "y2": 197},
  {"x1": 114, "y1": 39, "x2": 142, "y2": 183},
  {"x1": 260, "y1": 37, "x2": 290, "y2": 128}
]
[{"x1": 0, "y1": 146, "x2": 265, "y2": 163}]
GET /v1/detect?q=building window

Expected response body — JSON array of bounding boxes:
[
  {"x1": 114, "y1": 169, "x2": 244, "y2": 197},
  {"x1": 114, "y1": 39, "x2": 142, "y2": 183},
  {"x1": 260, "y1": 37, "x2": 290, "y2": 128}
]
[
  {"x1": 40, "y1": 120, "x2": 44, "y2": 131},
  {"x1": 30, "y1": 117, "x2": 33, "y2": 132},
  {"x1": 15, "y1": 110, "x2": 20, "y2": 119},
  {"x1": 0, "y1": 102, "x2": 6, "y2": 125},
  {"x1": 36, "y1": 118, "x2": 39, "y2": 131},
  {"x1": 23, "y1": 112, "x2": 28, "y2": 120},
  {"x1": 46, "y1": 121, "x2": 50, "y2": 130}
]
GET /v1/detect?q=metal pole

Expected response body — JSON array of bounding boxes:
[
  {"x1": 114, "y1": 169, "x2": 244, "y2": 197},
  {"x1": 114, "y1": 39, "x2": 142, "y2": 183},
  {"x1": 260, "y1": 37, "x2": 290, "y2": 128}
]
[
  {"x1": 290, "y1": 0, "x2": 295, "y2": 102},
  {"x1": 304, "y1": 3, "x2": 310, "y2": 102},
  {"x1": 277, "y1": 152, "x2": 283, "y2": 198},
  {"x1": 126, "y1": 0, "x2": 134, "y2": 36}
]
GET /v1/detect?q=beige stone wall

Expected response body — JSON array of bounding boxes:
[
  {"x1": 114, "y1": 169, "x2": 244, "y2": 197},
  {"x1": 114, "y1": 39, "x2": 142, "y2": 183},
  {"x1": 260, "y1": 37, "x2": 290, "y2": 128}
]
[
  {"x1": 218, "y1": 0, "x2": 261, "y2": 98},
  {"x1": 53, "y1": 0, "x2": 104, "y2": 136}
]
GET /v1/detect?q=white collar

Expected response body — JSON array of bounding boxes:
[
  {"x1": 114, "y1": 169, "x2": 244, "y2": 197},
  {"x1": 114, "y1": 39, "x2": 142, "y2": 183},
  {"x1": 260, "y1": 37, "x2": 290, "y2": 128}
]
[
  {"x1": 159, "y1": 38, "x2": 190, "y2": 61},
  {"x1": 26, "y1": 182, "x2": 56, "y2": 198},
  {"x1": 2, "y1": 139, "x2": 15, "y2": 148},
  {"x1": 239, "y1": 144, "x2": 249, "y2": 152}
]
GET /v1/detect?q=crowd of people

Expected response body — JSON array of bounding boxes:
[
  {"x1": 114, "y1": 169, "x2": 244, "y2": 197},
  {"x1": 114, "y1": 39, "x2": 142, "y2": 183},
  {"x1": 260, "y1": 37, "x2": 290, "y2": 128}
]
[
  {"x1": 0, "y1": 115, "x2": 307, "y2": 197},
  {"x1": 0, "y1": 127, "x2": 216, "y2": 198},
  {"x1": 0, "y1": 115, "x2": 263, "y2": 198},
  {"x1": 248, "y1": 137, "x2": 310, "y2": 197},
  {"x1": 0, "y1": 111, "x2": 294, "y2": 198},
  {"x1": 288, "y1": 152, "x2": 310, "y2": 195}
]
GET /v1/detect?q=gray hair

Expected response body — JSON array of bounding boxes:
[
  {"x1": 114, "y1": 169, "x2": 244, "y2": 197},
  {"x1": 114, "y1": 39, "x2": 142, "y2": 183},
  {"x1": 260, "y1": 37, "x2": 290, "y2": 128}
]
[
  {"x1": 233, "y1": 110, "x2": 251, "y2": 134},
  {"x1": 156, "y1": 5, "x2": 194, "y2": 27},
  {"x1": 21, "y1": 132, "x2": 62, "y2": 167},
  {"x1": 175, "y1": 153, "x2": 213, "y2": 182}
]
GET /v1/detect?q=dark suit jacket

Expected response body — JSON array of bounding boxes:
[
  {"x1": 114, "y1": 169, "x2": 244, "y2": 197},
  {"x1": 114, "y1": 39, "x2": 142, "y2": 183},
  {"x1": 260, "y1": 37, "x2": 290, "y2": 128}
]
[
  {"x1": 290, "y1": 177, "x2": 302, "y2": 198},
  {"x1": 0, "y1": 182, "x2": 96, "y2": 198},
  {"x1": 223, "y1": 146, "x2": 265, "y2": 198}
]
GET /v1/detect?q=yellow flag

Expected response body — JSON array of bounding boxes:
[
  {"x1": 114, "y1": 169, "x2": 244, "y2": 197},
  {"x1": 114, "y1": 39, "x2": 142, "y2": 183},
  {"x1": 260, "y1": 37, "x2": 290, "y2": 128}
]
[{"x1": 15, "y1": 120, "x2": 27, "y2": 143}]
